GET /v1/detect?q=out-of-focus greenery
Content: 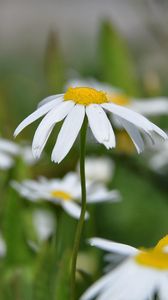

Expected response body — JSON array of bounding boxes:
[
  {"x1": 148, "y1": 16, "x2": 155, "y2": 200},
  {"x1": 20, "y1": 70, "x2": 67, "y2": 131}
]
[
  {"x1": 98, "y1": 21, "x2": 140, "y2": 95},
  {"x1": 0, "y1": 20, "x2": 168, "y2": 300}
]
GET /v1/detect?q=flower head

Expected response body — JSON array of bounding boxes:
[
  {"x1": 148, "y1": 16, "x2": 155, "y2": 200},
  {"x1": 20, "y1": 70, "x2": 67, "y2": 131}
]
[
  {"x1": 14, "y1": 86, "x2": 167, "y2": 163},
  {"x1": 81, "y1": 235, "x2": 168, "y2": 300},
  {"x1": 147, "y1": 137, "x2": 168, "y2": 173},
  {"x1": 0, "y1": 138, "x2": 36, "y2": 170},
  {"x1": 11, "y1": 172, "x2": 120, "y2": 220},
  {"x1": 0, "y1": 138, "x2": 20, "y2": 169}
]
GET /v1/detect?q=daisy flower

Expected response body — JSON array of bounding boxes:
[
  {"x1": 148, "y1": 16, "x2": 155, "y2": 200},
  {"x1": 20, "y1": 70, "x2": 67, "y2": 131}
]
[
  {"x1": 81, "y1": 235, "x2": 168, "y2": 300},
  {"x1": 0, "y1": 138, "x2": 36, "y2": 170},
  {"x1": 14, "y1": 86, "x2": 167, "y2": 163},
  {"x1": 0, "y1": 233, "x2": 6, "y2": 258},
  {"x1": 67, "y1": 78, "x2": 168, "y2": 117},
  {"x1": 11, "y1": 172, "x2": 120, "y2": 220},
  {"x1": 0, "y1": 138, "x2": 20, "y2": 169},
  {"x1": 147, "y1": 138, "x2": 168, "y2": 174}
]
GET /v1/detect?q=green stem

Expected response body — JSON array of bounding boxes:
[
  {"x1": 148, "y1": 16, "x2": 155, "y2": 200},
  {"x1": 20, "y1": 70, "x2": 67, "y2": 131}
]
[{"x1": 70, "y1": 117, "x2": 88, "y2": 300}]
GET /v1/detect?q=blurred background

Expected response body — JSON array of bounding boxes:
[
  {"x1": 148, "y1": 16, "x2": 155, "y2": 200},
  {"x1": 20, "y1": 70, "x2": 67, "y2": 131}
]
[{"x1": 0, "y1": 0, "x2": 168, "y2": 299}]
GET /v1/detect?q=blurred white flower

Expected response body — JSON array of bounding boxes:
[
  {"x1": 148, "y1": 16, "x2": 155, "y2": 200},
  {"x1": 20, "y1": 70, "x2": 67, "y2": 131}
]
[
  {"x1": 65, "y1": 78, "x2": 120, "y2": 95},
  {"x1": 148, "y1": 138, "x2": 168, "y2": 173},
  {"x1": 67, "y1": 78, "x2": 168, "y2": 117},
  {"x1": 14, "y1": 86, "x2": 167, "y2": 163},
  {"x1": 0, "y1": 138, "x2": 37, "y2": 170},
  {"x1": 81, "y1": 235, "x2": 168, "y2": 300},
  {"x1": 0, "y1": 233, "x2": 6, "y2": 258},
  {"x1": 11, "y1": 172, "x2": 120, "y2": 220},
  {"x1": 78, "y1": 156, "x2": 115, "y2": 183},
  {"x1": 32, "y1": 209, "x2": 55, "y2": 242},
  {"x1": 0, "y1": 138, "x2": 20, "y2": 169}
]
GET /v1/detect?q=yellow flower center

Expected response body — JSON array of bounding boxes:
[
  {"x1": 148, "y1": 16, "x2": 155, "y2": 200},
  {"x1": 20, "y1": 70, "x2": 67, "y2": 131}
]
[
  {"x1": 135, "y1": 249, "x2": 168, "y2": 270},
  {"x1": 51, "y1": 190, "x2": 72, "y2": 201},
  {"x1": 107, "y1": 93, "x2": 130, "y2": 106},
  {"x1": 64, "y1": 87, "x2": 108, "y2": 105},
  {"x1": 155, "y1": 235, "x2": 168, "y2": 252}
]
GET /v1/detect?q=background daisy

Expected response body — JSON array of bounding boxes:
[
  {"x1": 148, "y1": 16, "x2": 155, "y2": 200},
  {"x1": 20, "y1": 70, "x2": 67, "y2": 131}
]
[
  {"x1": 12, "y1": 172, "x2": 120, "y2": 219},
  {"x1": 81, "y1": 236, "x2": 168, "y2": 300},
  {"x1": 0, "y1": 138, "x2": 37, "y2": 170}
]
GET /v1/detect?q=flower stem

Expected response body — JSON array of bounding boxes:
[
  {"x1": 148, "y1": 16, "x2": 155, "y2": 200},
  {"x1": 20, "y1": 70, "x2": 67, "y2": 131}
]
[{"x1": 70, "y1": 117, "x2": 88, "y2": 300}]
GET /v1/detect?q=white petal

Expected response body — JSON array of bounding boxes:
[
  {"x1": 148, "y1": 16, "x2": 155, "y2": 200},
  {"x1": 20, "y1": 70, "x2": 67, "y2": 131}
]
[
  {"x1": 116, "y1": 116, "x2": 144, "y2": 153},
  {"x1": 14, "y1": 97, "x2": 63, "y2": 137},
  {"x1": 80, "y1": 266, "x2": 118, "y2": 300},
  {"x1": 0, "y1": 152, "x2": 14, "y2": 169},
  {"x1": 80, "y1": 260, "x2": 133, "y2": 300},
  {"x1": 158, "y1": 275, "x2": 168, "y2": 300},
  {"x1": 84, "y1": 156, "x2": 115, "y2": 183},
  {"x1": 149, "y1": 152, "x2": 168, "y2": 171},
  {"x1": 87, "y1": 189, "x2": 120, "y2": 203},
  {"x1": 97, "y1": 266, "x2": 155, "y2": 300},
  {"x1": 102, "y1": 103, "x2": 167, "y2": 140},
  {"x1": 37, "y1": 94, "x2": 64, "y2": 108},
  {"x1": 21, "y1": 180, "x2": 45, "y2": 193},
  {"x1": 51, "y1": 104, "x2": 85, "y2": 163},
  {"x1": 32, "y1": 101, "x2": 74, "y2": 158},
  {"x1": 61, "y1": 201, "x2": 89, "y2": 220},
  {"x1": 88, "y1": 238, "x2": 138, "y2": 255},
  {"x1": 151, "y1": 123, "x2": 168, "y2": 140},
  {"x1": 86, "y1": 104, "x2": 113, "y2": 147},
  {"x1": 11, "y1": 181, "x2": 39, "y2": 201},
  {"x1": 130, "y1": 98, "x2": 168, "y2": 116},
  {"x1": 97, "y1": 261, "x2": 143, "y2": 300},
  {"x1": 0, "y1": 234, "x2": 6, "y2": 257},
  {"x1": 0, "y1": 138, "x2": 20, "y2": 155},
  {"x1": 62, "y1": 172, "x2": 80, "y2": 190},
  {"x1": 103, "y1": 119, "x2": 116, "y2": 149}
]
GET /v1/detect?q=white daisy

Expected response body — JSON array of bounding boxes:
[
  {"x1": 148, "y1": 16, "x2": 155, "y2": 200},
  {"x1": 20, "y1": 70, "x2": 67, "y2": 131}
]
[
  {"x1": 147, "y1": 138, "x2": 168, "y2": 173},
  {"x1": 0, "y1": 138, "x2": 20, "y2": 169},
  {"x1": 81, "y1": 235, "x2": 168, "y2": 300},
  {"x1": 14, "y1": 86, "x2": 167, "y2": 163},
  {"x1": 0, "y1": 138, "x2": 37, "y2": 170},
  {"x1": 78, "y1": 156, "x2": 115, "y2": 184},
  {"x1": 0, "y1": 233, "x2": 6, "y2": 258},
  {"x1": 67, "y1": 78, "x2": 168, "y2": 117},
  {"x1": 11, "y1": 172, "x2": 120, "y2": 220}
]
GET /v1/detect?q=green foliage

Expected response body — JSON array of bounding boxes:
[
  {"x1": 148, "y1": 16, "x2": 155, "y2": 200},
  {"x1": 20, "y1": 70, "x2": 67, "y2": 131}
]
[
  {"x1": 3, "y1": 187, "x2": 31, "y2": 265},
  {"x1": 44, "y1": 31, "x2": 65, "y2": 94},
  {"x1": 99, "y1": 20, "x2": 139, "y2": 95}
]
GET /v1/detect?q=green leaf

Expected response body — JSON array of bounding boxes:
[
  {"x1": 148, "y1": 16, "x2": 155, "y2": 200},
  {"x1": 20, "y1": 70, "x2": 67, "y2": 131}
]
[
  {"x1": 99, "y1": 20, "x2": 139, "y2": 95},
  {"x1": 44, "y1": 31, "x2": 65, "y2": 94},
  {"x1": 54, "y1": 249, "x2": 71, "y2": 300},
  {"x1": 2, "y1": 266, "x2": 33, "y2": 300},
  {"x1": 32, "y1": 244, "x2": 55, "y2": 300},
  {"x1": 3, "y1": 187, "x2": 31, "y2": 265}
]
